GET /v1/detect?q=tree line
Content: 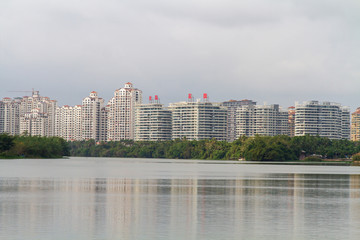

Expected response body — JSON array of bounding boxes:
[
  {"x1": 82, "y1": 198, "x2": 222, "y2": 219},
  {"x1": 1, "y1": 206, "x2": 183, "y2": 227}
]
[
  {"x1": 0, "y1": 133, "x2": 69, "y2": 158},
  {"x1": 69, "y1": 135, "x2": 360, "y2": 161},
  {"x1": 2, "y1": 134, "x2": 358, "y2": 160}
]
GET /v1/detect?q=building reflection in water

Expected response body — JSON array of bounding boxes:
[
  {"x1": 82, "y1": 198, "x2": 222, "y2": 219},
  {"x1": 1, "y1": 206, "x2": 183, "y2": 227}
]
[{"x1": 0, "y1": 174, "x2": 360, "y2": 239}]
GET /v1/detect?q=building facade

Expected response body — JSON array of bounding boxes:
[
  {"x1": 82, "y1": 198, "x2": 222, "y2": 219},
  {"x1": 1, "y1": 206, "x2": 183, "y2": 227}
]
[
  {"x1": 221, "y1": 99, "x2": 256, "y2": 142},
  {"x1": 55, "y1": 105, "x2": 82, "y2": 141},
  {"x1": 0, "y1": 101, "x2": 4, "y2": 133},
  {"x1": 99, "y1": 107, "x2": 108, "y2": 142},
  {"x1": 0, "y1": 91, "x2": 56, "y2": 137},
  {"x1": 19, "y1": 91, "x2": 57, "y2": 136},
  {"x1": 107, "y1": 83, "x2": 142, "y2": 141},
  {"x1": 169, "y1": 94, "x2": 227, "y2": 141},
  {"x1": 288, "y1": 106, "x2": 295, "y2": 137},
  {"x1": 0, "y1": 97, "x2": 21, "y2": 135},
  {"x1": 20, "y1": 108, "x2": 48, "y2": 136},
  {"x1": 134, "y1": 97, "x2": 172, "y2": 141},
  {"x1": 295, "y1": 101, "x2": 350, "y2": 140},
  {"x1": 236, "y1": 104, "x2": 289, "y2": 137},
  {"x1": 81, "y1": 91, "x2": 104, "y2": 141},
  {"x1": 351, "y1": 107, "x2": 360, "y2": 141}
]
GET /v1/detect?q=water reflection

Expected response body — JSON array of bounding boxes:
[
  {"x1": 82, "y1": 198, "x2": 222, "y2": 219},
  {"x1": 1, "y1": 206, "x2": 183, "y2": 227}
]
[{"x1": 1, "y1": 173, "x2": 360, "y2": 240}]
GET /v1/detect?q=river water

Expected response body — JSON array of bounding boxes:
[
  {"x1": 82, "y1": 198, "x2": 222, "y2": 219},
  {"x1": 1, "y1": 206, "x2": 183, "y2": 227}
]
[{"x1": 0, "y1": 157, "x2": 360, "y2": 240}]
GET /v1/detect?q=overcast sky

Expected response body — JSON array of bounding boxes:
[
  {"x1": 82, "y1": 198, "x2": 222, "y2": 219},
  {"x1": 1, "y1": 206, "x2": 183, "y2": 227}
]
[{"x1": 1, "y1": 0, "x2": 359, "y2": 110}]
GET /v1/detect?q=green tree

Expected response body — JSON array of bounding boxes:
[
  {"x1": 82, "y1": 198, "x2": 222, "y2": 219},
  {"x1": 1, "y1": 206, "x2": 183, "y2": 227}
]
[{"x1": 0, "y1": 134, "x2": 15, "y2": 153}]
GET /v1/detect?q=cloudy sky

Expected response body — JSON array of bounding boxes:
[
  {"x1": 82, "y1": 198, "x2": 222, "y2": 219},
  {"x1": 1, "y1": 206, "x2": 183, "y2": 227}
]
[{"x1": 1, "y1": 0, "x2": 359, "y2": 110}]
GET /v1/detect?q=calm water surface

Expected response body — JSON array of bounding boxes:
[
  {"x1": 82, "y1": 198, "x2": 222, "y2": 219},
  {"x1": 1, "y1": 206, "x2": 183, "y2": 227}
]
[{"x1": 0, "y1": 157, "x2": 360, "y2": 240}]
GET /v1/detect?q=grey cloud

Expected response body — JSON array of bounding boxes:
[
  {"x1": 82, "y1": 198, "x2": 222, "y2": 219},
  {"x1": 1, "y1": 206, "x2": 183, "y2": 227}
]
[
  {"x1": 135, "y1": 0, "x2": 287, "y2": 27},
  {"x1": 0, "y1": 0, "x2": 359, "y2": 111}
]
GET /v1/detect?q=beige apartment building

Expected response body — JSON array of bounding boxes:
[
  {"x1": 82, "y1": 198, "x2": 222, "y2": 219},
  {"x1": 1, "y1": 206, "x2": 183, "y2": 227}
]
[
  {"x1": 20, "y1": 108, "x2": 48, "y2": 136},
  {"x1": 0, "y1": 91, "x2": 57, "y2": 137},
  {"x1": 19, "y1": 91, "x2": 57, "y2": 137},
  {"x1": 55, "y1": 105, "x2": 82, "y2": 141},
  {"x1": 107, "y1": 83, "x2": 142, "y2": 141},
  {"x1": 169, "y1": 94, "x2": 227, "y2": 141},
  {"x1": 221, "y1": 99, "x2": 256, "y2": 142},
  {"x1": 351, "y1": 107, "x2": 360, "y2": 141},
  {"x1": 134, "y1": 97, "x2": 172, "y2": 141},
  {"x1": 81, "y1": 91, "x2": 104, "y2": 141},
  {"x1": 236, "y1": 104, "x2": 289, "y2": 137},
  {"x1": 0, "y1": 97, "x2": 21, "y2": 135},
  {"x1": 288, "y1": 106, "x2": 295, "y2": 137},
  {"x1": 295, "y1": 101, "x2": 350, "y2": 140}
]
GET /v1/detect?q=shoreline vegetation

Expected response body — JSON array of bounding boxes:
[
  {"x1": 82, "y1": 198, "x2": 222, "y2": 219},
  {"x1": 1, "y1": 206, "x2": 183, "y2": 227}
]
[
  {"x1": 69, "y1": 135, "x2": 360, "y2": 165},
  {"x1": 0, "y1": 134, "x2": 69, "y2": 159},
  {"x1": 2, "y1": 133, "x2": 360, "y2": 165}
]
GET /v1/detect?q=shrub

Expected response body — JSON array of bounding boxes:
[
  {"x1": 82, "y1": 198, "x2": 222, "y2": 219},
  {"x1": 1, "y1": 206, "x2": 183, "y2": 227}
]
[
  {"x1": 352, "y1": 153, "x2": 360, "y2": 161},
  {"x1": 303, "y1": 156, "x2": 322, "y2": 162}
]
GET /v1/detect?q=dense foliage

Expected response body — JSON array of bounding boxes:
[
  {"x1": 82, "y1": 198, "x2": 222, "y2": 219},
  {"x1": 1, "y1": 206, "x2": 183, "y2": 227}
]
[
  {"x1": 302, "y1": 156, "x2": 323, "y2": 162},
  {"x1": 69, "y1": 135, "x2": 360, "y2": 161},
  {"x1": 0, "y1": 134, "x2": 69, "y2": 158},
  {"x1": 352, "y1": 153, "x2": 360, "y2": 161}
]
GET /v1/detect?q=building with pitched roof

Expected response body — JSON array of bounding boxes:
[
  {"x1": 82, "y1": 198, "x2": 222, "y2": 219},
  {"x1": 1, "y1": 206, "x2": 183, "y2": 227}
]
[{"x1": 107, "y1": 83, "x2": 142, "y2": 141}]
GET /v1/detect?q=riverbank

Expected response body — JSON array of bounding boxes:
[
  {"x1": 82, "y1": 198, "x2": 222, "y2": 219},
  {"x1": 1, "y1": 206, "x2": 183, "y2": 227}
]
[
  {"x1": 0, "y1": 134, "x2": 70, "y2": 159},
  {"x1": 237, "y1": 160, "x2": 355, "y2": 166},
  {"x1": 69, "y1": 136, "x2": 360, "y2": 161}
]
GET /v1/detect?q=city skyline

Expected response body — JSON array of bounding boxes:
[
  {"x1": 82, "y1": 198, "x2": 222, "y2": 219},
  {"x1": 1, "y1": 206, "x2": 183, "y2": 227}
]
[
  {"x1": 0, "y1": 85, "x2": 356, "y2": 111},
  {"x1": 1, "y1": 86, "x2": 353, "y2": 141},
  {"x1": 1, "y1": 0, "x2": 359, "y2": 111}
]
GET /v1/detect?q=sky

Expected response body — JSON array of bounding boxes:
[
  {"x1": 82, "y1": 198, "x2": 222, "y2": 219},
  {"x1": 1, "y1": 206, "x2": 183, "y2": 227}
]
[{"x1": 1, "y1": 0, "x2": 360, "y2": 111}]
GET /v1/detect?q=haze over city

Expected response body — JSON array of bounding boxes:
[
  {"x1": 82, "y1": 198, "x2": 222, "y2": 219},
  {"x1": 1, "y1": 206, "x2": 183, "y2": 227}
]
[{"x1": 1, "y1": 0, "x2": 359, "y2": 110}]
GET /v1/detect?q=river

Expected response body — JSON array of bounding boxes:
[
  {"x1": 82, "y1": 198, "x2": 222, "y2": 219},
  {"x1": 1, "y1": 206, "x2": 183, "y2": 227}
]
[{"x1": 0, "y1": 157, "x2": 360, "y2": 239}]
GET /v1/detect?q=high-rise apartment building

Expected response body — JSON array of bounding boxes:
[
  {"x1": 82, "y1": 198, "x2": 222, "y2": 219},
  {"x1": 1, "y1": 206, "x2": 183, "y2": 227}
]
[
  {"x1": 295, "y1": 101, "x2": 350, "y2": 140},
  {"x1": 221, "y1": 99, "x2": 256, "y2": 142},
  {"x1": 351, "y1": 107, "x2": 360, "y2": 141},
  {"x1": 19, "y1": 91, "x2": 57, "y2": 136},
  {"x1": 55, "y1": 105, "x2": 82, "y2": 141},
  {"x1": 0, "y1": 91, "x2": 56, "y2": 137},
  {"x1": 236, "y1": 104, "x2": 289, "y2": 137},
  {"x1": 169, "y1": 94, "x2": 227, "y2": 141},
  {"x1": 107, "y1": 83, "x2": 142, "y2": 141},
  {"x1": 0, "y1": 97, "x2": 21, "y2": 135},
  {"x1": 288, "y1": 106, "x2": 295, "y2": 137},
  {"x1": 99, "y1": 107, "x2": 108, "y2": 142},
  {"x1": 20, "y1": 108, "x2": 48, "y2": 136},
  {"x1": 341, "y1": 107, "x2": 351, "y2": 140},
  {"x1": 81, "y1": 91, "x2": 104, "y2": 141},
  {"x1": 0, "y1": 101, "x2": 4, "y2": 133},
  {"x1": 73, "y1": 105, "x2": 83, "y2": 141},
  {"x1": 134, "y1": 96, "x2": 172, "y2": 141}
]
